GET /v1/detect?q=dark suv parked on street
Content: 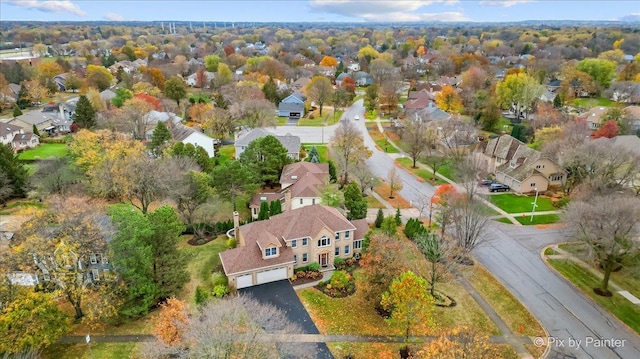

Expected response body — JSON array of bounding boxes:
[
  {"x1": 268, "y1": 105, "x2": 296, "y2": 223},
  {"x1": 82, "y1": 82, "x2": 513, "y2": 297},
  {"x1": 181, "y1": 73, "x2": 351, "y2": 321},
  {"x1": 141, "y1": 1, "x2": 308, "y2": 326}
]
[{"x1": 489, "y1": 183, "x2": 510, "y2": 192}]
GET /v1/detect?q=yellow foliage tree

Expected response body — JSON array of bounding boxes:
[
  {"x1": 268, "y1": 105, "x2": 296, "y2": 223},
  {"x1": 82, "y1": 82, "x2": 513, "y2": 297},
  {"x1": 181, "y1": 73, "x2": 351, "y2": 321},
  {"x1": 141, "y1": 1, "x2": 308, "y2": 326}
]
[
  {"x1": 417, "y1": 326, "x2": 501, "y2": 358},
  {"x1": 189, "y1": 102, "x2": 214, "y2": 124},
  {"x1": 435, "y1": 86, "x2": 464, "y2": 114},
  {"x1": 153, "y1": 297, "x2": 188, "y2": 346},
  {"x1": 319, "y1": 55, "x2": 338, "y2": 67}
]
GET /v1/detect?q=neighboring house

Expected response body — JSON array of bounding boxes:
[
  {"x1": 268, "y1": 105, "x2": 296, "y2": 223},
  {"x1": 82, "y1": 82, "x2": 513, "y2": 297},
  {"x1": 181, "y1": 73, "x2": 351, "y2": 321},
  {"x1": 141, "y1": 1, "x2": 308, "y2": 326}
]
[
  {"x1": 353, "y1": 71, "x2": 373, "y2": 86},
  {"x1": 235, "y1": 128, "x2": 301, "y2": 160},
  {"x1": 0, "y1": 123, "x2": 24, "y2": 146},
  {"x1": 53, "y1": 74, "x2": 67, "y2": 92},
  {"x1": 546, "y1": 79, "x2": 561, "y2": 92},
  {"x1": 235, "y1": 65, "x2": 246, "y2": 75},
  {"x1": 475, "y1": 135, "x2": 566, "y2": 193},
  {"x1": 411, "y1": 103, "x2": 452, "y2": 122},
  {"x1": 219, "y1": 205, "x2": 369, "y2": 289},
  {"x1": 290, "y1": 77, "x2": 311, "y2": 94},
  {"x1": 540, "y1": 89, "x2": 557, "y2": 103},
  {"x1": 249, "y1": 162, "x2": 329, "y2": 219},
  {"x1": 612, "y1": 83, "x2": 640, "y2": 104},
  {"x1": 593, "y1": 135, "x2": 640, "y2": 189},
  {"x1": 12, "y1": 133, "x2": 40, "y2": 152},
  {"x1": 345, "y1": 61, "x2": 360, "y2": 73},
  {"x1": 100, "y1": 88, "x2": 117, "y2": 102},
  {"x1": 278, "y1": 92, "x2": 305, "y2": 119},
  {"x1": 623, "y1": 106, "x2": 640, "y2": 133},
  {"x1": 335, "y1": 73, "x2": 352, "y2": 87},
  {"x1": 170, "y1": 123, "x2": 216, "y2": 157},
  {"x1": 577, "y1": 107, "x2": 609, "y2": 130},
  {"x1": 143, "y1": 111, "x2": 182, "y2": 140},
  {"x1": 42, "y1": 101, "x2": 76, "y2": 133},
  {"x1": 186, "y1": 71, "x2": 215, "y2": 87},
  {"x1": 10, "y1": 110, "x2": 58, "y2": 135}
]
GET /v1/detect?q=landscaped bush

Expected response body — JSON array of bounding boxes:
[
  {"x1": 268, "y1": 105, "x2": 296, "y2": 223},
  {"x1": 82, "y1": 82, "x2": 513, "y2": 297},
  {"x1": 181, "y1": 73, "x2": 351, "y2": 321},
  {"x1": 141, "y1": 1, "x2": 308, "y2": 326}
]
[
  {"x1": 226, "y1": 238, "x2": 237, "y2": 249},
  {"x1": 194, "y1": 285, "x2": 209, "y2": 305},
  {"x1": 555, "y1": 198, "x2": 570, "y2": 208},
  {"x1": 335, "y1": 257, "x2": 358, "y2": 272},
  {"x1": 334, "y1": 257, "x2": 345, "y2": 268},
  {"x1": 329, "y1": 270, "x2": 350, "y2": 290},
  {"x1": 318, "y1": 270, "x2": 355, "y2": 297},
  {"x1": 213, "y1": 284, "x2": 229, "y2": 298},
  {"x1": 404, "y1": 218, "x2": 428, "y2": 240},
  {"x1": 308, "y1": 262, "x2": 320, "y2": 271},
  {"x1": 211, "y1": 272, "x2": 228, "y2": 287}
]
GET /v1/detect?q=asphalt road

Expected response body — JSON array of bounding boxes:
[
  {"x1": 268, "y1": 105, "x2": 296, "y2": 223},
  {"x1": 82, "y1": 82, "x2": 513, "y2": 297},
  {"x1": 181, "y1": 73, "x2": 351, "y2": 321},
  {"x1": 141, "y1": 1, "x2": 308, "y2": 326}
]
[{"x1": 347, "y1": 99, "x2": 640, "y2": 359}]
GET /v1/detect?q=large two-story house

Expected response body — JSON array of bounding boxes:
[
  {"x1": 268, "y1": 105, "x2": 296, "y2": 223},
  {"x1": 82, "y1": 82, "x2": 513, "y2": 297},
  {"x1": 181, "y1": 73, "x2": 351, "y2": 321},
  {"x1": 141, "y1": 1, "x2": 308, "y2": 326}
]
[
  {"x1": 235, "y1": 128, "x2": 301, "y2": 160},
  {"x1": 475, "y1": 135, "x2": 566, "y2": 193},
  {"x1": 220, "y1": 205, "x2": 368, "y2": 289}
]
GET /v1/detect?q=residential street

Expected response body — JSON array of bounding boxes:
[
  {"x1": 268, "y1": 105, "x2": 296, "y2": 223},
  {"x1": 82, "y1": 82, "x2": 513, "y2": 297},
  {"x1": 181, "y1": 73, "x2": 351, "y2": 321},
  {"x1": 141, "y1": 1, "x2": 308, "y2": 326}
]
[{"x1": 346, "y1": 100, "x2": 640, "y2": 358}]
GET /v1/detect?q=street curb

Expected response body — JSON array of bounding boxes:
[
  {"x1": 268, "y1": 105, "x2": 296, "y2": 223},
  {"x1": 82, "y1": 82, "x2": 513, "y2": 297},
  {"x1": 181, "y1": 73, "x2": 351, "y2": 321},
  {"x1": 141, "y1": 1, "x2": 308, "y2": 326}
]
[{"x1": 540, "y1": 244, "x2": 640, "y2": 340}]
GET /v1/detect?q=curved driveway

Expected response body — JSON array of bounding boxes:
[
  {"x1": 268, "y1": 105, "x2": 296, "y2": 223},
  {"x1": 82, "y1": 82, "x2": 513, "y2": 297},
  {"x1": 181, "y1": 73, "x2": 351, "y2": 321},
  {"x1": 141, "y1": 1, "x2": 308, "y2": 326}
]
[{"x1": 347, "y1": 99, "x2": 640, "y2": 358}]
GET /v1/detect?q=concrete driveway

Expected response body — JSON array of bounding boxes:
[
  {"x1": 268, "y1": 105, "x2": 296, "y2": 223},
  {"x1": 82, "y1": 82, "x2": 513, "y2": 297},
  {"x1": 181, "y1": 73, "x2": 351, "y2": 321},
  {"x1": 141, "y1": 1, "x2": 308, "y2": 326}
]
[{"x1": 240, "y1": 280, "x2": 334, "y2": 359}]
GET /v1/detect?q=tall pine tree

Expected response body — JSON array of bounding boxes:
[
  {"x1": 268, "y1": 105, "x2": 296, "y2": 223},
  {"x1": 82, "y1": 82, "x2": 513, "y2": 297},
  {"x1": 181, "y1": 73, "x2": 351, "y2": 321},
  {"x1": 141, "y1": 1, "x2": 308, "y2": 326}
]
[
  {"x1": 344, "y1": 182, "x2": 367, "y2": 220},
  {"x1": 150, "y1": 122, "x2": 172, "y2": 157},
  {"x1": 262, "y1": 77, "x2": 280, "y2": 105},
  {"x1": 72, "y1": 95, "x2": 96, "y2": 129},
  {"x1": 269, "y1": 199, "x2": 282, "y2": 215},
  {"x1": 257, "y1": 201, "x2": 270, "y2": 220},
  {"x1": 0, "y1": 144, "x2": 29, "y2": 198}
]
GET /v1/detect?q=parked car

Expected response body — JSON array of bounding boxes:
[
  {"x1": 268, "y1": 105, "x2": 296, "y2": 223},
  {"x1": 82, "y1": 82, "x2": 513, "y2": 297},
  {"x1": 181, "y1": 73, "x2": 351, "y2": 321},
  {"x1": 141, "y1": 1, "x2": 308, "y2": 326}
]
[
  {"x1": 480, "y1": 179, "x2": 494, "y2": 186},
  {"x1": 489, "y1": 183, "x2": 510, "y2": 192},
  {"x1": 354, "y1": 115, "x2": 360, "y2": 120}
]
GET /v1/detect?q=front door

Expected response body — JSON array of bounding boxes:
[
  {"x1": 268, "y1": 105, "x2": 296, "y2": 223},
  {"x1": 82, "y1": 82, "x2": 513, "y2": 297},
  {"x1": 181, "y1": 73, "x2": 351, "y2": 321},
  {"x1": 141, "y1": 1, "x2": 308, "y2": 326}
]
[{"x1": 320, "y1": 253, "x2": 328, "y2": 268}]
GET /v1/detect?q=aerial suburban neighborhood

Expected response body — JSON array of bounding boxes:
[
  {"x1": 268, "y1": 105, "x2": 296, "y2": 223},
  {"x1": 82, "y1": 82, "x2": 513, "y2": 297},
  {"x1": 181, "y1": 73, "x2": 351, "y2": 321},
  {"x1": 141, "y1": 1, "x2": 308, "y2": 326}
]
[{"x1": 1, "y1": 1, "x2": 640, "y2": 358}]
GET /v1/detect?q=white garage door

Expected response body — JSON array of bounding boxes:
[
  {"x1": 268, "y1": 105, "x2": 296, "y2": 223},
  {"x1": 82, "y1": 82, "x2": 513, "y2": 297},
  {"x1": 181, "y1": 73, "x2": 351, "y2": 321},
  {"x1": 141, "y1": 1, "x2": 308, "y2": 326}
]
[
  {"x1": 236, "y1": 274, "x2": 253, "y2": 289},
  {"x1": 256, "y1": 267, "x2": 287, "y2": 285}
]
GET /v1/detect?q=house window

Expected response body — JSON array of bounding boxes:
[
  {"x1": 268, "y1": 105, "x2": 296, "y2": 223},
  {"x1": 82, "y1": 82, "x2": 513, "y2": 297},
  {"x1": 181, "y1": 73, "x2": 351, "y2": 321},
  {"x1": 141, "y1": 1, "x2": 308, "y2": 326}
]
[
  {"x1": 530, "y1": 183, "x2": 536, "y2": 187},
  {"x1": 509, "y1": 160, "x2": 516, "y2": 169},
  {"x1": 344, "y1": 245, "x2": 350, "y2": 255},
  {"x1": 318, "y1": 236, "x2": 331, "y2": 247},
  {"x1": 312, "y1": 198, "x2": 316, "y2": 204},
  {"x1": 335, "y1": 247, "x2": 340, "y2": 256},
  {"x1": 335, "y1": 232, "x2": 340, "y2": 241},
  {"x1": 496, "y1": 157, "x2": 502, "y2": 163},
  {"x1": 345, "y1": 231, "x2": 350, "y2": 239},
  {"x1": 302, "y1": 237, "x2": 308, "y2": 246},
  {"x1": 294, "y1": 255, "x2": 297, "y2": 264},
  {"x1": 90, "y1": 254, "x2": 97, "y2": 264},
  {"x1": 549, "y1": 175, "x2": 563, "y2": 181},
  {"x1": 354, "y1": 240, "x2": 362, "y2": 250},
  {"x1": 300, "y1": 198, "x2": 303, "y2": 204},
  {"x1": 92, "y1": 269, "x2": 100, "y2": 281},
  {"x1": 302, "y1": 253, "x2": 308, "y2": 263},
  {"x1": 536, "y1": 164, "x2": 545, "y2": 169},
  {"x1": 291, "y1": 240, "x2": 297, "y2": 248},
  {"x1": 265, "y1": 247, "x2": 277, "y2": 257}
]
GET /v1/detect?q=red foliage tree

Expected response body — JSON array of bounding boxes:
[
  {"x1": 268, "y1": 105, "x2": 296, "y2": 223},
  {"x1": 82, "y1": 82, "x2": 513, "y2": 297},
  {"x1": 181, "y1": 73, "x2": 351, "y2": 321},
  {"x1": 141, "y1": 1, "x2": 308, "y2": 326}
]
[
  {"x1": 224, "y1": 45, "x2": 235, "y2": 56},
  {"x1": 134, "y1": 93, "x2": 163, "y2": 111},
  {"x1": 592, "y1": 120, "x2": 618, "y2": 139},
  {"x1": 341, "y1": 76, "x2": 356, "y2": 94}
]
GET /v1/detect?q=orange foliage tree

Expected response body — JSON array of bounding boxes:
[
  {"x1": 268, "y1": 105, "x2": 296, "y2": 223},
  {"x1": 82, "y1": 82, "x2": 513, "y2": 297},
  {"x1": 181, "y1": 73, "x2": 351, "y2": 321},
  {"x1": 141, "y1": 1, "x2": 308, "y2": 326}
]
[
  {"x1": 435, "y1": 86, "x2": 464, "y2": 114},
  {"x1": 319, "y1": 55, "x2": 338, "y2": 67},
  {"x1": 153, "y1": 297, "x2": 188, "y2": 346},
  {"x1": 146, "y1": 68, "x2": 166, "y2": 90},
  {"x1": 134, "y1": 93, "x2": 162, "y2": 111},
  {"x1": 431, "y1": 184, "x2": 460, "y2": 233},
  {"x1": 418, "y1": 326, "x2": 501, "y2": 358},
  {"x1": 592, "y1": 120, "x2": 618, "y2": 139}
]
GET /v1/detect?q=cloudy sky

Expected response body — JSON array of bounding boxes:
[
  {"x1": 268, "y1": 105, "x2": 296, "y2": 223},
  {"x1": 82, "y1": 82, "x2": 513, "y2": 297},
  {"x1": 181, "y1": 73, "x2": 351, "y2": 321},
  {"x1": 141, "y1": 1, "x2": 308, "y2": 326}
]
[{"x1": 1, "y1": 0, "x2": 639, "y2": 23}]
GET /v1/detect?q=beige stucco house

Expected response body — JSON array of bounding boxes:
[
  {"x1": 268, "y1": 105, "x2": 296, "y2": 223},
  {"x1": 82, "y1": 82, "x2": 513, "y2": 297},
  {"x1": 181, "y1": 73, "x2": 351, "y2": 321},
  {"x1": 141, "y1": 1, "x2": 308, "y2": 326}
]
[
  {"x1": 476, "y1": 135, "x2": 566, "y2": 193},
  {"x1": 220, "y1": 205, "x2": 368, "y2": 289}
]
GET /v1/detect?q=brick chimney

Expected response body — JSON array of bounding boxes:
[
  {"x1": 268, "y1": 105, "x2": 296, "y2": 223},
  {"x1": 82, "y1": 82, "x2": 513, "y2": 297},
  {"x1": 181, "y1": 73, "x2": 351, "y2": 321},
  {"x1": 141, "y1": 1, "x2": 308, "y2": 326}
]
[
  {"x1": 284, "y1": 190, "x2": 291, "y2": 212},
  {"x1": 233, "y1": 211, "x2": 244, "y2": 247}
]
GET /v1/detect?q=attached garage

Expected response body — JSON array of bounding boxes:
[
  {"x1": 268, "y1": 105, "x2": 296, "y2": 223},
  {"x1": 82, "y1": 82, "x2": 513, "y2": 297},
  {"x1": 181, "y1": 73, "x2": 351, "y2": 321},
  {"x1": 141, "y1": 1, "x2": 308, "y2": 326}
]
[
  {"x1": 256, "y1": 267, "x2": 288, "y2": 285},
  {"x1": 236, "y1": 274, "x2": 253, "y2": 289}
]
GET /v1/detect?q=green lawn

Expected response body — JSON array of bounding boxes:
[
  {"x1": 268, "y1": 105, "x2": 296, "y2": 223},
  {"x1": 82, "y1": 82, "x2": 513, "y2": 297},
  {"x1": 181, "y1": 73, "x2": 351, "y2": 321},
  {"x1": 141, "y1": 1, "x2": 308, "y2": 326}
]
[
  {"x1": 573, "y1": 97, "x2": 616, "y2": 108},
  {"x1": 548, "y1": 259, "x2": 640, "y2": 334},
  {"x1": 216, "y1": 144, "x2": 235, "y2": 164},
  {"x1": 304, "y1": 144, "x2": 330, "y2": 163},
  {"x1": 277, "y1": 116, "x2": 288, "y2": 125},
  {"x1": 489, "y1": 194, "x2": 555, "y2": 213},
  {"x1": 367, "y1": 125, "x2": 398, "y2": 153},
  {"x1": 495, "y1": 217, "x2": 513, "y2": 224},
  {"x1": 514, "y1": 213, "x2": 560, "y2": 225},
  {"x1": 18, "y1": 143, "x2": 68, "y2": 160},
  {"x1": 436, "y1": 161, "x2": 457, "y2": 182},
  {"x1": 298, "y1": 109, "x2": 341, "y2": 126},
  {"x1": 44, "y1": 343, "x2": 138, "y2": 359}
]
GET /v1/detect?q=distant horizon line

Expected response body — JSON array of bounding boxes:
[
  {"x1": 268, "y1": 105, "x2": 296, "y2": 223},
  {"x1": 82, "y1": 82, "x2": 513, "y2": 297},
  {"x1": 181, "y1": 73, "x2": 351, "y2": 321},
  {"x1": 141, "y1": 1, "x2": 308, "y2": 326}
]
[{"x1": 1, "y1": 19, "x2": 639, "y2": 24}]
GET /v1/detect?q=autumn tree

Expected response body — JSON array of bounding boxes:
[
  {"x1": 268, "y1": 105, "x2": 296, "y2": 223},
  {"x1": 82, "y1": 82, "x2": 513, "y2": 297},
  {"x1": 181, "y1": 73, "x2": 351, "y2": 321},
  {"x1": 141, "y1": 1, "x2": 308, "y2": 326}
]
[
  {"x1": 153, "y1": 297, "x2": 188, "y2": 346},
  {"x1": 142, "y1": 295, "x2": 315, "y2": 359},
  {"x1": 419, "y1": 326, "x2": 502, "y2": 359},
  {"x1": 150, "y1": 121, "x2": 173, "y2": 156},
  {"x1": 401, "y1": 114, "x2": 435, "y2": 168},
  {"x1": 357, "y1": 45, "x2": 380, "y2": 64},
  {"x1": 13, "y1": 197, "x2": 109, "y2": 319},
  {"x1": 564, "y1": 195, "x2": 640, "y2": 296},
  {"x1": 435, "y1": 86, "x2": 464, "y2": 114},
  {"x1": 0, "y1": 291, "x2": 71, "y2": 354},
  {"x1": 146, "y1": 68, "x2": 166, "y2": 90},
  {"x1": 449, "y1": 197, "x2": 490, "y2": 261},
  {"x1": 306, "y1": 75, "x2": 333, "y2": 116},
  {"x1": 592, "y1": 120, "x2": 618, "y2": 139},
  {"x1": 24, "y1": 80, "x2": 48, "y2": 105},
  {"x1": 319, "y1": 55, "x2": 338, "y2": 67},
  {"x1": 211, "y1": 160, "x2": 258, "y2": 211},
  {"x1": 576, "y1": 58, "x2": 617, "y2": 90},
  {"x1": 331, "y1": 120, "x2": 372, "y2": 187},
  {"x1": 31, "y1": 157, "x2": 82, "y2": 195},
  {"x1": 86, "y1": 64, "x2": 113, "y2": 91},
  {"x1": 0, "y1": 144, "x2": 29, "y2": 199},
  {"x1": 72, "y1": 95, "x2": 96, "y2": 129},
  {"x1": 64, "y1": 72, "x2": 82, "y2": 93},
  {"x1": 351, "y1": 161, "x2": 375, "y2": 195},
  {"x1": 37, "y1": 61, "x2": 63, "y2": 93},
  {"x1": 204, "y1": 54, "x2": 222, "y2": 72},
  {"x1": 416, "y1": 232, "x2": 459, "y2": 297},
  {"x1": 381, "y1": 271, "x2": 434, "y2": 345},
  {"x1": 387, "y1": 167, "x2": 403, "y2": 199},
  {"x1": 164, "y1": 75, "x2": 187, "y2": 105},
  {"x1": 431, "y1": 184, "x2": 458, "y2": 235},
  {"x1": 496, "y1": 72, "x2": 543, "y2": 120},
  {"x1": 229, "y1": 98, "x2": 276, "y2": 128}
]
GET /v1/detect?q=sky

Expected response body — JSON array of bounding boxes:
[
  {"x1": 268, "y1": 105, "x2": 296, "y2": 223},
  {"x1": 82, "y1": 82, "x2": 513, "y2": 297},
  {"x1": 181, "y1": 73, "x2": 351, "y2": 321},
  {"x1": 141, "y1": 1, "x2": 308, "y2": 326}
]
[{"x1": 1, "y1": 0, "x2": 639, "y2": 23}]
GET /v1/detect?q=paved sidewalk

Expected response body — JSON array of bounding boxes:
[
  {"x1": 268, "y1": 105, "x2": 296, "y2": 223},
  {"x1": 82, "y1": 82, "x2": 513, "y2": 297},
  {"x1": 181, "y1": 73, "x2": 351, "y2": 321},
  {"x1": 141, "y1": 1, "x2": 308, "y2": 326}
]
[{"x1": 292, "y1": 270, "x2": 333, "y2": 290}]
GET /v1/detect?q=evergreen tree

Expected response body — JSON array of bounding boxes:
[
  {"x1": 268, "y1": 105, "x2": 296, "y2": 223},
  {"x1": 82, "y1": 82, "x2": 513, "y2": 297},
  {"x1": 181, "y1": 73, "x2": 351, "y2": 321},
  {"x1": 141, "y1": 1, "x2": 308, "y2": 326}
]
[
  {"x1": 553, "y1": 93, "x2": 563, "y2": 108},
  {"x1": 150, "y1": 122, "x2": 172, "y2": 156},
  {"x1": 335, "y1": 61, "x2": 345, "y2": 78},
  {"x1": 309, "y1": 146, "x2": 320, "y2": 163},
  {"x1": 12, "y1": 105, "x2": 22, "y2": 117},
  {"x1": 0, "y1": 144, "x2": 29, "y2": 198},
  {"x1": 146, "y1": 206, "x2": 189, "y2": 301},
  {"x1": 328, "y1": 160, "x2": 337, "y2": 182},
  {"x1": 239, "y1": 135, "x2": 291, "y2": 188},
  {"x1": 269, "y1": 199, "x2": 282, "y2": 215},
  {"x1": 72, "y1": 95, "x2": 96, "y2": 129},
  {"x1": 32, "y1": 124, "x2": 40, "y2": 136},
  {"x1": 374, "y1": 208, "x2": 384, "y2": 228},
  {"x1": 395, "y1": 208, "x2": 402, "y2": 225},
  {"x1": 262, "y1": 77, "x2": 280, "y2": 105},
  {"x1": 344, "y1": 182, "x2": 367, "y2": 220},
  {"x1": 16, "y1": 84, "x2": 30, "y2": 109},
  {"x1": 381, "y1": 215, "x2": 398, "y2": 236},
  {"x1": 257, "y1": 201, "x2": 270, "y2": 220}
]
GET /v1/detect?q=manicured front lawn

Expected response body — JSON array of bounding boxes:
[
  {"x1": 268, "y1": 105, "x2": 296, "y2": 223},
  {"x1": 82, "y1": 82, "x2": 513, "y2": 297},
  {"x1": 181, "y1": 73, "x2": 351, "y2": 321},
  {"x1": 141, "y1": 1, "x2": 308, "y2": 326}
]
[
  {"x1": 514, "y1": 213, "x2": 560, "y2": 225},
  {"x1": 573, "y1": 97, "x2": 616, "y2": 108},
  {"x1": 489, "y1": 194, "x2": 555, "y2": 213},
  {"x1": 18, "y1": 143, "x2": 68, "y2": 160},
  {"x1": 303, "y1": 144, "x2": 330, "y2": 163},
  {"x1": 44, "y1": 343, "x2": 138, "y2": 359},
  {"x1": 436, "y1": 161, "x2": 457, "y2": 182},
  {"x1": 298, "y1": 109, "x2": 341, "y2": 126},
  {"x1": 548, "y1": 259, "x2": 640, "y2": 334},
  {"x1": 495, "y1": 217, "x2": 513, "y2": 224}
]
